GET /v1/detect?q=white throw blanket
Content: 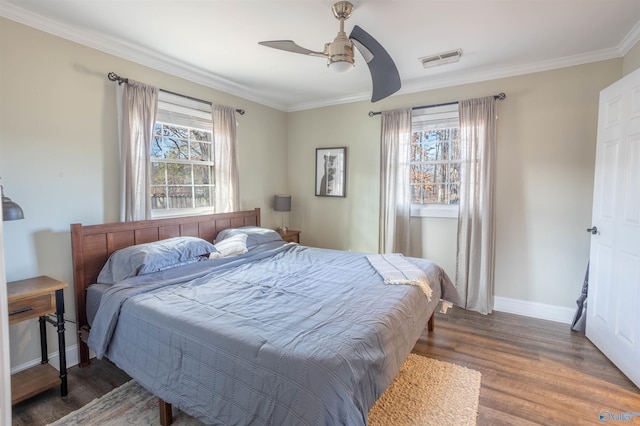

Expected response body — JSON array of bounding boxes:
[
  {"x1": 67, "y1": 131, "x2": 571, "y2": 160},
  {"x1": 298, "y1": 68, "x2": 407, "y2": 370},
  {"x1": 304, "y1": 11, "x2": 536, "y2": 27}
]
[{"x1": 367, "y1": 254, "x2": 433, "y2": 301}]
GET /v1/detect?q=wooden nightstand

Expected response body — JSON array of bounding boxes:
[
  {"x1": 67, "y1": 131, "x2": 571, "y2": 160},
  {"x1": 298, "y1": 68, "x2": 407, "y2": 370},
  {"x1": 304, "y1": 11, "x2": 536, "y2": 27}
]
[
  {"x1": 7, "y1": 275, "x2": 68, "y2": 405},
  {"x1": 278, "y1": 229, "x2": 301, "y2": 243}
]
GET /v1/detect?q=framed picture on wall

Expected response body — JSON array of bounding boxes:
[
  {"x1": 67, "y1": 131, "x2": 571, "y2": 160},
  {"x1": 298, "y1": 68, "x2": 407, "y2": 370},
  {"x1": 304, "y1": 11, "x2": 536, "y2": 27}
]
[{"x1": 315, "y1": 147, "x2": 347, "y2": 197}]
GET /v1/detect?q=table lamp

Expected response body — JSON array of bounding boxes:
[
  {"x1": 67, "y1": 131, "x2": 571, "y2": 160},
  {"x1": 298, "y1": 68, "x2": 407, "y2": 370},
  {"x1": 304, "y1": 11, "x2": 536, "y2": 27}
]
[{"x1": 274, "y1": 194, "x2": 291, "y2": 232}]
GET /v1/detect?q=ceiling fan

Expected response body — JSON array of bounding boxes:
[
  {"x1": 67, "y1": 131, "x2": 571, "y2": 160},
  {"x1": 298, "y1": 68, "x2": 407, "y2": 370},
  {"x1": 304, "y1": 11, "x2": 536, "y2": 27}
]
[{"x1": 259, "y1": 1, "x2": 401, "y2": 103}]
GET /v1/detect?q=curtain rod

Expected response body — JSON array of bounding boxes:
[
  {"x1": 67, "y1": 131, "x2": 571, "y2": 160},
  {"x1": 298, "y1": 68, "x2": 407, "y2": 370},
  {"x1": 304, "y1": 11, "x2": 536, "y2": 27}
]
[
  {"x1": 367, "y1": 92, "x2": 506, "y2": 117},
  {"x1": 107, "y1": 72, "x2": 245, "y2": 115}
]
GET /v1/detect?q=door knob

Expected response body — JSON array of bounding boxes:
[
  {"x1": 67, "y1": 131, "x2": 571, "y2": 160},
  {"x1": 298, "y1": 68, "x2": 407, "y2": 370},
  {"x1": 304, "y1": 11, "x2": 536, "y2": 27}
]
[{"x1": 587, "y1": 226, "x2": 599, "y2": 235}]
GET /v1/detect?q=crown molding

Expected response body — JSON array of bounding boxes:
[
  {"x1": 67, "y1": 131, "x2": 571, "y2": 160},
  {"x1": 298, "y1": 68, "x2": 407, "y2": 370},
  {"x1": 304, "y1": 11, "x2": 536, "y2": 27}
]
[
  {"x1": 0, "y1": 1, "x2": 288, "y2": 111},
  {"x1": 287, "y1": 47, "x2": 624, "y2": 112},
  {"x1": 2, "y1": 0, "x2": 637, "y2": 113},
  {"x1": 619, "y1": 19, "x2": 640, "y2": 55},
  {"x1": 399, "y1": 46, "x2": 623, "y2": 98}
]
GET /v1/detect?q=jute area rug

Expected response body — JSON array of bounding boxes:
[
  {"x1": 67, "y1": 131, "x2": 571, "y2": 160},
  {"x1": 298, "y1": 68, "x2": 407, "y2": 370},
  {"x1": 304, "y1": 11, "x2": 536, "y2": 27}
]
[{"x1": 48, "y1": 354, "x2": 481, "y2": 426}]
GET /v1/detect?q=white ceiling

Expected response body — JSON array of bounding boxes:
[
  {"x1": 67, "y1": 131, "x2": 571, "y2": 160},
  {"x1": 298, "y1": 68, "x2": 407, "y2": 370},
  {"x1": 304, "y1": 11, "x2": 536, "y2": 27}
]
[{"x1": 2, "y1": 0, "x2": 640, "y2": 111}]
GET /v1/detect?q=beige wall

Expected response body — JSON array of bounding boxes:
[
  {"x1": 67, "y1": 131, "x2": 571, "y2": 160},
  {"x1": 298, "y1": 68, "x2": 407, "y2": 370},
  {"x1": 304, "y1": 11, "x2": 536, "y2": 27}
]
[
  {"x1": 288, "y1": 60, "x2": 622, "y2": 311},
  {"x1": 2, "y1": 16, "x2": 638, "y2": 371},
  {"x1": 623, "y1": 40, "x2": 640, "y2": 76},
  {"x1": 0, "y1": 18, "x2": 288, "y2": 369}
]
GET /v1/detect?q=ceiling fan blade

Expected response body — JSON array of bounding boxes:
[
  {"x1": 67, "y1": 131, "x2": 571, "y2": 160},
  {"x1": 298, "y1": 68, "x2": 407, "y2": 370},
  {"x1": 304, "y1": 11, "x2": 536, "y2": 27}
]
[
  {"x1": 349, "y1": 25, "x2": 401, "y2": 102},
  {"x1": 258, "y1": 40, "x2": 326, "y2": 57}
]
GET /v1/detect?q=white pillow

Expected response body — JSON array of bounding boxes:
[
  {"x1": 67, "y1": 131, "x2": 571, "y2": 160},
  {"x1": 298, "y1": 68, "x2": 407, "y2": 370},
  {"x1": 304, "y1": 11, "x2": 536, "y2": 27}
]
[{"x1": 209, "y1": 233, "x2": 248, "y2": 259}]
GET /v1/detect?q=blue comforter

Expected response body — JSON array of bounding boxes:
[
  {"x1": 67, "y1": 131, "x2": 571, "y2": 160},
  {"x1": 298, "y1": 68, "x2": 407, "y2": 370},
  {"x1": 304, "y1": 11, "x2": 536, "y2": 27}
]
[{"x1": 89, "y1": 242, "x2": 459, "y2": 425}]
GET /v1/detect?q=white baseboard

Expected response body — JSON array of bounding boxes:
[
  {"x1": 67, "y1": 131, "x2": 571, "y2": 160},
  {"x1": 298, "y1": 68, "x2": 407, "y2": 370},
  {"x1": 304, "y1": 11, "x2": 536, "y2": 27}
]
[
  {"x1": 10, "y1": 344, "x2": 79, "y2": 375},
  {"x1": 493, "y1": 296, "x2": 575, "y2": 324}
]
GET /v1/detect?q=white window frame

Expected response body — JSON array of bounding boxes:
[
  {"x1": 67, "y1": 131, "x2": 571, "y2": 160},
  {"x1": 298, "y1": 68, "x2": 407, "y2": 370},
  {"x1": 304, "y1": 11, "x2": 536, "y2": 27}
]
[
  {"x1": 150, "y1": 92, "x2": 215, "y2": 219},
  {"x1": 410, "y1": 104, "x2": 460, "y2": 219}
]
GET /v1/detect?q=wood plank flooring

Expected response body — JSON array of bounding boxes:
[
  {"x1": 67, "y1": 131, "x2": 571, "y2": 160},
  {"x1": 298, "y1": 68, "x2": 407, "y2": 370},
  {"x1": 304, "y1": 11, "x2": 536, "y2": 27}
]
[
  {"x1": 413, "y1": 309, "x2": 640, "y2": 425},
  {"x1": 11, "y1": 308, "x2": 640, "y2": 425}
]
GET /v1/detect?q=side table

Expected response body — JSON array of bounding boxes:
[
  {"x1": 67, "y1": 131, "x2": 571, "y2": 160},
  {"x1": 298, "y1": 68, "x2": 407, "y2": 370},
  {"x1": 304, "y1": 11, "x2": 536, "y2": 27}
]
[
  {"x1": 7, "y1": 275, "x2": 68, "y2": 404},
  {"x1": 277, "y1": 229, "x2": 301, "y2": 243}
]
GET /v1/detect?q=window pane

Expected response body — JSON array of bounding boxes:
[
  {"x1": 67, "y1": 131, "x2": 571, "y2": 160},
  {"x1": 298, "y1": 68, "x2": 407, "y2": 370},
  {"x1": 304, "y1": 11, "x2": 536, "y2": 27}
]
[
  {"x1": 190, "y1": 129, "x2": 211, "y2": 142},
  {"x1": 433, "y1": 184, "x2": 447, "y2": 203},
  {"x1": 411, "y1": 184, "x2": 420, "y2": 203},
  {"x1": 190, "y1": 141, "x2": 212, "y2": 162},
  {"x1": 449, "y1": 162, "x2": 460, "y2": 183},
  {"x1": 411, "y1": 164, "x2": 427, "y2": 183},
  {"x1": 420, "y1": 139, "x2": 437, "y2": 161},
  {"x1": 151, "y1": 186, "x2": 166, "y2": 210},
  {"x1": 411, "y1": 133, "x2": 427, "y2": 161},
  {"x1": 449, "y1": 184, "x2": 460, "y2": 204},
  {"x1": 151, "y1": 136, "x2": 163, "y2": 158},
  {"x1": 451, "y1": 138, "x2": 460, "y2": 159},
  {"x1": 432, "y1": 164, "x2": 447, "y2": 183},
  {"x1": 163, "y1": 137, "x2": 189, "y2": 160},
  {"x1": 151, "y1": 162, "x2": 166, "y2": 185},
  {"x1": 167, "y1": 186, "x2": 193, "y2": 209},
  {"x1": 163, "y1": 125, "x2": 188, "y2": 139},
  {"x1": 193, "y1": 164, "x2": 212, "y2": 184},
  {"x1": 194, "y1": 186, "x2": 213, "y2": 207},
  {"x1": 165, "y1": 163, "x2": 191, "y2": 185},
  {"x1": 423, "y1": 184, "x2": 438, "y2": 204}
]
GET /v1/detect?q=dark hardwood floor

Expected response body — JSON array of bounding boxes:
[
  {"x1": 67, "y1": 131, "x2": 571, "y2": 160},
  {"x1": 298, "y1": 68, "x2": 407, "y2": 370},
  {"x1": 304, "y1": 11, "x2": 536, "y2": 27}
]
[
  {"x1": 11, "y1": 308, "x2": 640, "y2": 425},
  {"x1": 11, "y1": 357, "x2": 131, "y2": 426},
  {"x1": 414, "y1": 309, "x2": 640, "y2": 425}
]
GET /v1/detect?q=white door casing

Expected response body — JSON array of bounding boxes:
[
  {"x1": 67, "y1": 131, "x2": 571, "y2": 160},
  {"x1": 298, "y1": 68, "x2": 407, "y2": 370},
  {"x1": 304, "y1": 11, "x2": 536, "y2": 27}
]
[
  {"x1": 587, "y1": 67, "x2": 640, "y2": 389},
  {"x1": 0, "y1": 213, "x2": 11, "y2": 424}
]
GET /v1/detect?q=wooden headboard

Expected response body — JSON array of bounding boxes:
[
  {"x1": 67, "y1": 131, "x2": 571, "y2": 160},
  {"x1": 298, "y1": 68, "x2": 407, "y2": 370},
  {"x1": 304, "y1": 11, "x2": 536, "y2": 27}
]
[{"x1": 70, "y1": 208, "x2": 260, "y2": 366}]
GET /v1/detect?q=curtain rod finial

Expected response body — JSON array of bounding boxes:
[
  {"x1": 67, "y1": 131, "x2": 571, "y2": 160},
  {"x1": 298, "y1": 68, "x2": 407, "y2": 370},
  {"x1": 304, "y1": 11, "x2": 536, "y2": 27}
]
[{"x1": 107, "y1": 72, "x2": 128, "y2": 85}]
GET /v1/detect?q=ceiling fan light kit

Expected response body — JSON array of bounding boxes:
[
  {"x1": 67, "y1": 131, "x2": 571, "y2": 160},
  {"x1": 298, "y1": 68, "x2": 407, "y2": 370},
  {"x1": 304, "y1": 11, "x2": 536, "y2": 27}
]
[
  {"x1": 420, "y1": 49, "x2": 463, "y2": 69},
  {"x1": 259, "y1": 1, "x2": 401, "y2": 102},
  {"x1": 326, "y1": 31, "x2": 355, "y2": 72}
]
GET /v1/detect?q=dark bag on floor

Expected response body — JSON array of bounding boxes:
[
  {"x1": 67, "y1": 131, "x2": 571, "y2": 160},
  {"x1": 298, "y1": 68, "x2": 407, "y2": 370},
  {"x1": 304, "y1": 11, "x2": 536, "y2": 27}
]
[{"x1": 571, "y1": 263, "x2": 589, "y2": 333}]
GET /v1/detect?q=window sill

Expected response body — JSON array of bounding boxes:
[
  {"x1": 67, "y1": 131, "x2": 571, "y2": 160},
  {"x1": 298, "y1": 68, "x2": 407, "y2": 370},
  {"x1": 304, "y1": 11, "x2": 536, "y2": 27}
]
[
  {"x1": 151, "y1": 207, "x2": 215, "y2": 219},
  {"x1": 411, "y1": 204, "x2": 459, "y2": 218}
]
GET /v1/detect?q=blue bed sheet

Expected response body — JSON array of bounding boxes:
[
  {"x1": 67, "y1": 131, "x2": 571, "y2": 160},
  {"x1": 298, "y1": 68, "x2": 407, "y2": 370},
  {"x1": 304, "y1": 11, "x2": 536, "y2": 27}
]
[{"x1": 89, "y1": 242, "x2": 459, "y2": 425}]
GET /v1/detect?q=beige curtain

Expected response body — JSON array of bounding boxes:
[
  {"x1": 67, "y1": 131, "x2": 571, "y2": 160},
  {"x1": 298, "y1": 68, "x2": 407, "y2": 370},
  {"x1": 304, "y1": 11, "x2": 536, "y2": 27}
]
[
  {"x1": 379, "y1": 108, "x2": 412, "y2": 254},
  {"x1": 212, "y1": 105, "x2": 240, "y2": 212},
  {"x1": 456, "y1": 96, "x2": 497, "y2": 314},
  {"x1": 117, "y1": 80, "x2": 158, "y2": 221}
]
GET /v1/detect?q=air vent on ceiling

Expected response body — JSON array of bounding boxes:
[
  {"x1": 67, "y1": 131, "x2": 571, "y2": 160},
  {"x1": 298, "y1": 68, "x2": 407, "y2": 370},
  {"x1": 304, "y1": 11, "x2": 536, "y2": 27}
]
[{"x1": 419, "y1": 49, "x2": 462, "y2": 68}]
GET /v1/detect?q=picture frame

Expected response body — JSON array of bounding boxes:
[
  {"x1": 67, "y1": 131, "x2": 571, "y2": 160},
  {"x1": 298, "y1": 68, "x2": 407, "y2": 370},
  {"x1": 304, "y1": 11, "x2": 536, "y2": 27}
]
[{"x1": 315, "y1": 147, "x2": 347, "y2": 197}]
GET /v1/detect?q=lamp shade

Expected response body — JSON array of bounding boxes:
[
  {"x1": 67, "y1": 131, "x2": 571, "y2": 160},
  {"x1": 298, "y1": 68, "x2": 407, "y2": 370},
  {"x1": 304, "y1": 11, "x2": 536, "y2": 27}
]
[
  {"x1": 274, "y1": 194, "x2": 291, "y2": 212},
  {"x1": 1, "y1": 185, "x2": 24, "y2": 221}
]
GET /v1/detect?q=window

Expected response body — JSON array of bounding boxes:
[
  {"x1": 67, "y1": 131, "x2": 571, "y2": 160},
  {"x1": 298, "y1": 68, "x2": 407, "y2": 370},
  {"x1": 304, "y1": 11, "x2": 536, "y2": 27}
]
[
  {"x1": 150, "y1": 92, "x2": 215, "y2": 217},
  {"x1": 410, "y1": 104, "x2": 460, "y2": 218}
]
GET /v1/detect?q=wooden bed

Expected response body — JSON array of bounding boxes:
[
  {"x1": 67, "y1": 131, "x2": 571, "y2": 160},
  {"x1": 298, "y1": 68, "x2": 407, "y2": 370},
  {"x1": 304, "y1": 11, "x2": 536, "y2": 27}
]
[
  {"x1": 70, "y1": 207, "x2": 437, "y2": 425},
  {"x1": 70, "y1": 208, "x2": 261, "y2": 368}
]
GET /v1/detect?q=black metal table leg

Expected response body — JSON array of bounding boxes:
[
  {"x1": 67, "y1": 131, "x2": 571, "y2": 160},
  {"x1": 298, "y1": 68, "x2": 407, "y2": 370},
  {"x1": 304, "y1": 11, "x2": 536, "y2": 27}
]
[
  {"x1": 39, "y1": 315, "x2": 49, "y2": 364},
  {"x1": 55, "y1": 288, "x2": 68, "y2": 396}
]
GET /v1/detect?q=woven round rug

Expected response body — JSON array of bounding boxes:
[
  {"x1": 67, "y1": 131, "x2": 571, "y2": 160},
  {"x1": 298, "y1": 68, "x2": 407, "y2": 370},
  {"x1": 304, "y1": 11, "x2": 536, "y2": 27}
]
[{"x1": 48, "y1": 353, "x2": 480, "y2": 426}]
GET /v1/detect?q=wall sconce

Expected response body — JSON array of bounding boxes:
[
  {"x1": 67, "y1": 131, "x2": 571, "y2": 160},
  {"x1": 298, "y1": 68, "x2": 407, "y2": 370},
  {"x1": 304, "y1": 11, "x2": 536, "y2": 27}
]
[
  {"x1": 273, "y1": 194, "x2": 291, "y2": 232},
  {"x1": 2, "y1": 182, "x2": 24, "y2": 221}
]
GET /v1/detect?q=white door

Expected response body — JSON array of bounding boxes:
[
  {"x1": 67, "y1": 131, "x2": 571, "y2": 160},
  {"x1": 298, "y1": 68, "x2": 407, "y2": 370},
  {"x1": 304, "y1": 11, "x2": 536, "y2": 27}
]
[{"x1": 587, "y1": 67, "x2": 640, "y2": 388}]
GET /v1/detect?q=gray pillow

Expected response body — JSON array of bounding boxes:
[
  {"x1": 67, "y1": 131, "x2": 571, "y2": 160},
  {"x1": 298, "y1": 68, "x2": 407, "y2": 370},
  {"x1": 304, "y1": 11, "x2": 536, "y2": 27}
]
[
  {"x1": 97, "y1": 236, "x2": 216, "y2": 284},
  {"x1": 215, "y1": 226, "x2": 283, "y2": 248}
]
